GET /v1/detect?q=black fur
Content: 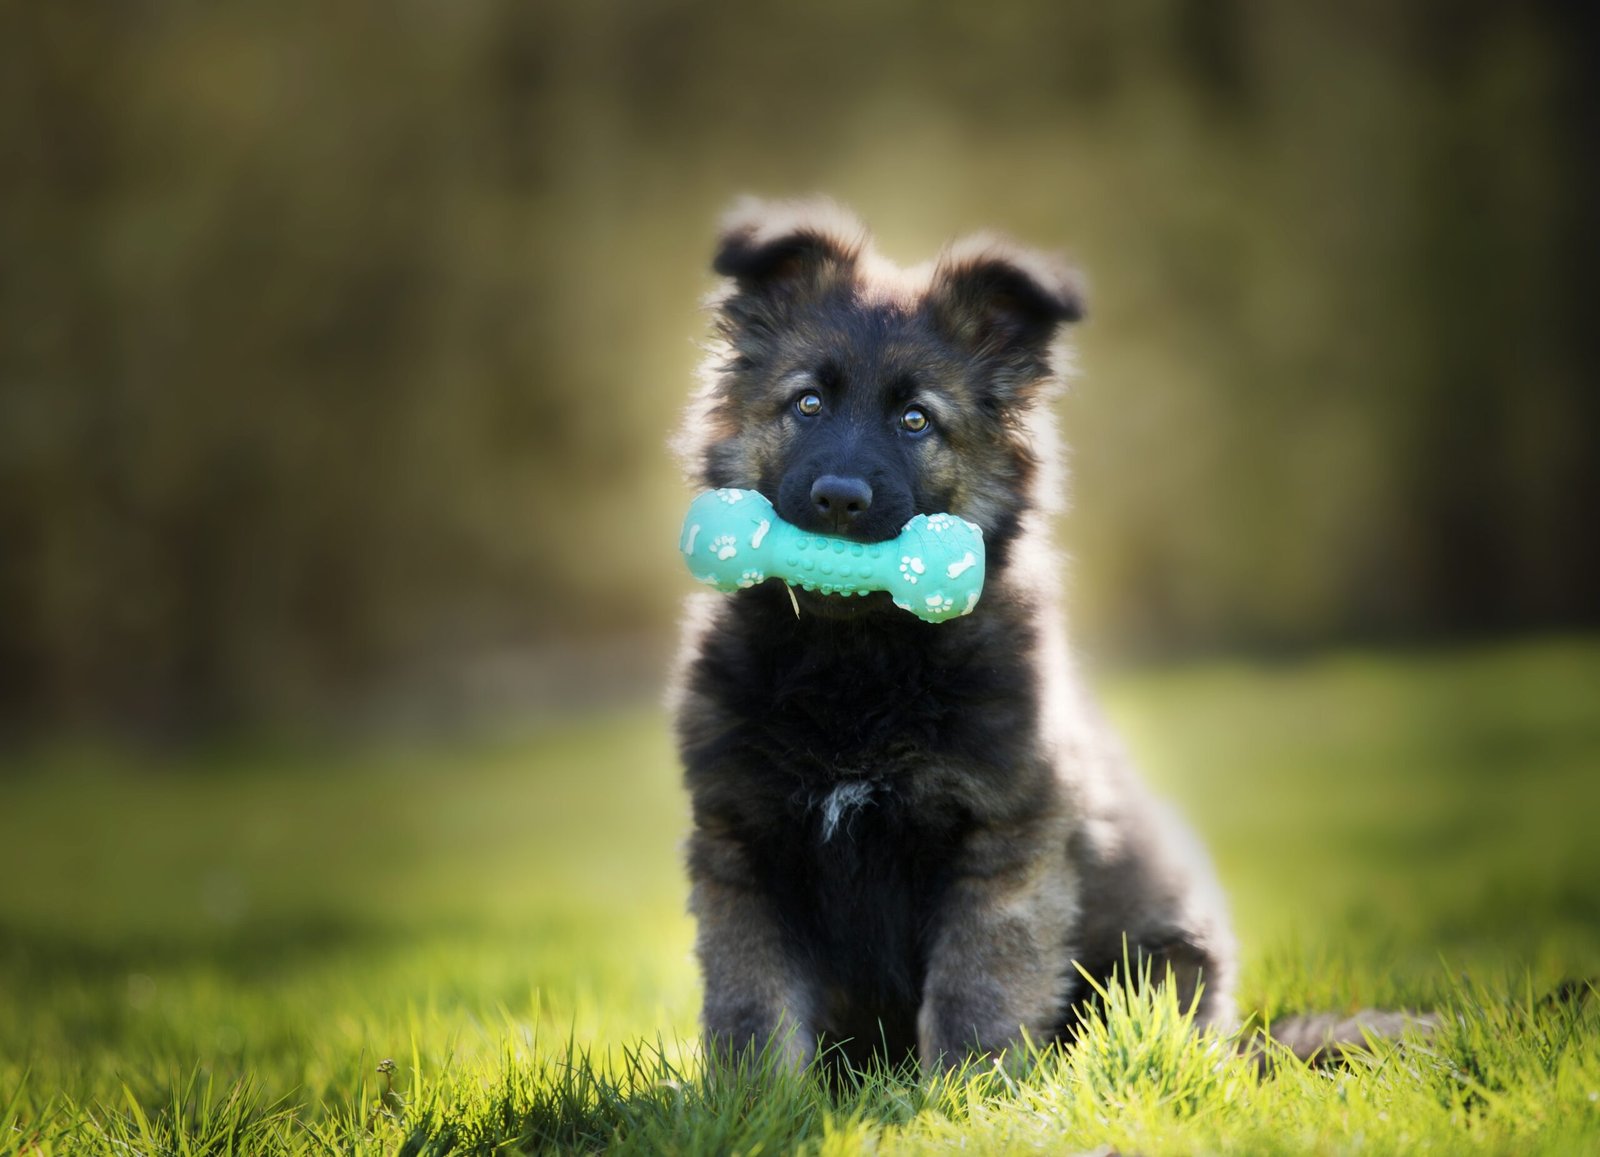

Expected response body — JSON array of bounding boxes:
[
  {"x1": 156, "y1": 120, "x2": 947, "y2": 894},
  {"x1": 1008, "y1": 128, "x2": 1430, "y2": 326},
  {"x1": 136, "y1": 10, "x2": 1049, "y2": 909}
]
[{"x1": 681, "y1": 581, "x2": 1050, "y2": 1069}]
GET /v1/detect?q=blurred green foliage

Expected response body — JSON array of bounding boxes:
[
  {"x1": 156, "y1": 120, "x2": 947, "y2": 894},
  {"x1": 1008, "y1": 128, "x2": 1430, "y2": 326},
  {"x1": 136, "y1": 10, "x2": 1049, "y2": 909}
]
[{"x1": 2, "y1": 2, "x2": 1596, "y2": 734}]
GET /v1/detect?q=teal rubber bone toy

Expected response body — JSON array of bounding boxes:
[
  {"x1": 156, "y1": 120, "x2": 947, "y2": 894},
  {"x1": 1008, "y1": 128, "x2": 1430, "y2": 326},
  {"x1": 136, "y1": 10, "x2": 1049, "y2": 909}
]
[{"x1": 679, "y1": 488, "x2": 985, "y2": 623}]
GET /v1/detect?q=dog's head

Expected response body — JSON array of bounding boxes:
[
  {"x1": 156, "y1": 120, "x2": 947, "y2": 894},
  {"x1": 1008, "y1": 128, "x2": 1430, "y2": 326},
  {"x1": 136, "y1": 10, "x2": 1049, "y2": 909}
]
[{"x1": 680, "y1": 197, "x2": 1083, "y2": 574}]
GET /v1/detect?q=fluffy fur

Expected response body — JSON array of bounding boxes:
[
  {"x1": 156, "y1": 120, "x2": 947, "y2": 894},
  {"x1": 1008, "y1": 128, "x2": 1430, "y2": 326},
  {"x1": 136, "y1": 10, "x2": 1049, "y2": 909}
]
[{"x1": 672, "y1": 197, "x2": 1236, "y2": 1074}]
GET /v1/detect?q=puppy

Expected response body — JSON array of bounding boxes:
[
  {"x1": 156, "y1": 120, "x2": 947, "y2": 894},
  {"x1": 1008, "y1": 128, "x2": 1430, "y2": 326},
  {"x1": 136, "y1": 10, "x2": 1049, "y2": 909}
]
[{"x1": 672, "y1": 198, "x2": 1236, "y2": 1075}]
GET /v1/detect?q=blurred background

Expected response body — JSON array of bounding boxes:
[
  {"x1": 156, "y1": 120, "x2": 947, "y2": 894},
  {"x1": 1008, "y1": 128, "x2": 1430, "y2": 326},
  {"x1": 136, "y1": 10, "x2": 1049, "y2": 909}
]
[
  {"x1": 3, "y1": 4, "x2": 1599, "y2": 1131},
  {"x1": 3, "y1": 0, "x2": 1597, "y2": 741}
]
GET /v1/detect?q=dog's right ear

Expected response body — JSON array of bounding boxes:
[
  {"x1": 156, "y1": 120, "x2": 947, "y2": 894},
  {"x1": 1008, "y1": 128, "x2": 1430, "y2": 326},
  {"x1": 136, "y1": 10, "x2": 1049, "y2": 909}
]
[
  {"x1": 712, "y1": 197, "x2": 865, "y2": 298},
  {"x1": 929, "y1": 237, "x2": 1085, "y2": 358}
]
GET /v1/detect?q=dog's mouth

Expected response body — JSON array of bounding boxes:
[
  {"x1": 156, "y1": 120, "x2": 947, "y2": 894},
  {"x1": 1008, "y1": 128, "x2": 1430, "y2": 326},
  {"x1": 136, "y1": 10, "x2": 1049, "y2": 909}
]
[
  {"x1": 776, "y1": 509, "x2": 910, "y2": 546},
  {"x1": 768, "y1": 481, "x2": 917, "y2": 547},
  {"x1": 781, "y1": 584, "x2": 899, "y2": 621}
]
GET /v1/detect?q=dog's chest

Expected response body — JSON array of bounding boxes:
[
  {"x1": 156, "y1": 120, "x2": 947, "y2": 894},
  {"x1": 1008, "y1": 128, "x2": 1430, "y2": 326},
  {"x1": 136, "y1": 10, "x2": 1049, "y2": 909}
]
[
  {"x1": 749, "y1": 667, "x2": 983, "y2": 866},
  {"x1": 763, "y1": 775, "x2": 953, "y2": 1000},
  {"x1": 808, "y1": 779, "x2": 881, "y2": 844}
]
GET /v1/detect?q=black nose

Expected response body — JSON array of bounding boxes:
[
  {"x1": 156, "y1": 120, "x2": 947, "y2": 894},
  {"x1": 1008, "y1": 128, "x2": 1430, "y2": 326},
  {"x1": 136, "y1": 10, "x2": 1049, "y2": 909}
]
[{"x1": 810, "y1": 474, "x2": 873, "y2": 533}]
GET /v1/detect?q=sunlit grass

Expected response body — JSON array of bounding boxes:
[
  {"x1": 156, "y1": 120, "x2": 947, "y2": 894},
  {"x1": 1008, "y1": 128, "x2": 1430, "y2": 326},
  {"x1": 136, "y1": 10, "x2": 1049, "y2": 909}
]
[{"x1": 2, "y1": 638, "x2": 1598, "y2": 1153}]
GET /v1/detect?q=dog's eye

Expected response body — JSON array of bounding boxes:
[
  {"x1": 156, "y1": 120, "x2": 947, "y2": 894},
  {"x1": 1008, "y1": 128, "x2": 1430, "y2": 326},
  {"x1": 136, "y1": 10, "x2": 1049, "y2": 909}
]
[
  {"x1": 900, "y1": 406, "x2": 931, "y2": 434},
  {"x1": 795, "y1": 391, "x2": 823, "y2": 417}
]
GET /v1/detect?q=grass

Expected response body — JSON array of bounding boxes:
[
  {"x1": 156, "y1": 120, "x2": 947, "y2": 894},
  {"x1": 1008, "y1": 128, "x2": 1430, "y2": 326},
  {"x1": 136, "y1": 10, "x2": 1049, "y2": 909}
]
[{"x1": 1, "y1": 636, "x2": 1598, "y2": 1153}]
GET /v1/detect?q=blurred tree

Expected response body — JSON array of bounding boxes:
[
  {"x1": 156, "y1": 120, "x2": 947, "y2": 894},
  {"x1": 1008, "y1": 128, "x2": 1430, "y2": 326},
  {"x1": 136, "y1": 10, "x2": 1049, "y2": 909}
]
[{"x1": 0, "y1": 0, "x2": 1594, "y2": 738}]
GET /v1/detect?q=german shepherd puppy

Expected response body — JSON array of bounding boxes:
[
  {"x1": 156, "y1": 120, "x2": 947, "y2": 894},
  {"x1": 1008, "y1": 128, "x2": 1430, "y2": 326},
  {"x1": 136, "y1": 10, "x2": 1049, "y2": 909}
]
[{"x1": 672, "y1": 198, "x2": 1237, "y2": 1075}]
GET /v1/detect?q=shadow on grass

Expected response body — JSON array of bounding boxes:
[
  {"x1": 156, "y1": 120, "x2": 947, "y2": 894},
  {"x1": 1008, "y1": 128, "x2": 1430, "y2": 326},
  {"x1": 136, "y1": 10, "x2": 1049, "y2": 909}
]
[
  {"x1": 392, "y1": 1036, "x2": 959, "y2": 1157},
  {"x1": 391, "y1": 965, "x2": 1261, "y2": 1156}
]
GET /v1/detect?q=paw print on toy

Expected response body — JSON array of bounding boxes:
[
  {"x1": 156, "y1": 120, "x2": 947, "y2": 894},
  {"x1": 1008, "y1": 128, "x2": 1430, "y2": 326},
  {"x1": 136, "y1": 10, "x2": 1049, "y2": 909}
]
[
  {"x1": 924, "y1": 594, "x2": 955, "y2": 614},
  {"x1": 738, "y1": 569, "x2": 764, "y2": 588},
  {"x1": 714, "y1": 489, "x2": 746, "y2": 505},
  {"x1": 711, "y1": 535, "x2": 738, "y2": 561},
  {"x1": 898, "y1": 555, "x2": 925, "y2": 584}
]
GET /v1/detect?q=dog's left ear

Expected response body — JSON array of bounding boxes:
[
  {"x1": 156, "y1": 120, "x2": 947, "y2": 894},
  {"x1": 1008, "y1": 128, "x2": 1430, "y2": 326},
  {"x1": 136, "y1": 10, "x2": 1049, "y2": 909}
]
[{"x1": 929, "y1": 238, "x2": 1084, "y2": 360}]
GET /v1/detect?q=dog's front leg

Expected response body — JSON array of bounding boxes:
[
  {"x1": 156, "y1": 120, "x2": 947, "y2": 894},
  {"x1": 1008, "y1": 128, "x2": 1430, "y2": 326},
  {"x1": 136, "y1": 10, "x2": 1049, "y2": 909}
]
[
  {"x1": 917, "y1": 829, "x2": 1075, "y2": 1074},
  {"x1": 689, "y1": 826, "x2": 815, "y2": 1072}
]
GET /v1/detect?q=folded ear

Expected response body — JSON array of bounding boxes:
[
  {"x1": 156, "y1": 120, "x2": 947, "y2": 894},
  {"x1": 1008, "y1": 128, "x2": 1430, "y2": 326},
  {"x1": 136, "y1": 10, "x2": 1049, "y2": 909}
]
[
  {"x1": 929, "y1": 236, "x2": 1085, "y2": 358},
  {"x1": 712, "y1": 196, "x2": 866, "y2": 295}
]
